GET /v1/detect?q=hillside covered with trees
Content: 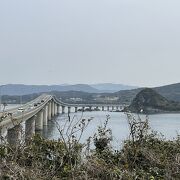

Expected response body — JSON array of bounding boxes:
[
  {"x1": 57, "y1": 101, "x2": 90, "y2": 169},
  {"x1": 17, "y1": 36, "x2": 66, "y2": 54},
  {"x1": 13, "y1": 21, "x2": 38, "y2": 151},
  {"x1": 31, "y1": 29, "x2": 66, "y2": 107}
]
[{"x1": 127, "y1": 88, "x2": 180, "y2": 113}]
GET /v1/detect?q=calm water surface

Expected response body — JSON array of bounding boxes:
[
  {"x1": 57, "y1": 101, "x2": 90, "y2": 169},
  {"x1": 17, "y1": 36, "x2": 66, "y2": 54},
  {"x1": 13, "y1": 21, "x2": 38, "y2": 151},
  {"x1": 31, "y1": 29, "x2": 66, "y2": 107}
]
[
  {"x1": 42, "y1": 111, "x2": 180, "y2": 149},
  {"x1": 3, "y1": 105, "x2": 180, "y2": 148}
]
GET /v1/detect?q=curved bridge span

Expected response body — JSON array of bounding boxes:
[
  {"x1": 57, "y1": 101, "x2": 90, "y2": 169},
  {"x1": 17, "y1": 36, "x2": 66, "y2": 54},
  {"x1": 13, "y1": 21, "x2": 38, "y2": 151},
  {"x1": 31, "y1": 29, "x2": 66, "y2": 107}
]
[{"x1": 0, "y1": 94, "x2": 124, "y2": 145}]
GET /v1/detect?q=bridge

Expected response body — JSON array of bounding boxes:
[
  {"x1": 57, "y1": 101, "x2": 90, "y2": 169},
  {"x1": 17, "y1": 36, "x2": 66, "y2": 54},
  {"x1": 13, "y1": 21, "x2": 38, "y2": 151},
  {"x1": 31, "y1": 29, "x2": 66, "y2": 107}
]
[{"x1": 0, "y1": 94, "x2": 124, "y2": 145}]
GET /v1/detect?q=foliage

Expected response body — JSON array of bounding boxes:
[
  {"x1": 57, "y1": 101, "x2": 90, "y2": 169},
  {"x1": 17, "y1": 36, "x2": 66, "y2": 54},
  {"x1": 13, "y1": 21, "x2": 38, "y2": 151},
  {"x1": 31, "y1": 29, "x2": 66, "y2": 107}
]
[
  {"x1": 0, "y1": 113, "x2": 180, "y2": 179},
  {"x1": 93, "y1": 115, "x2": 112, "y2": 153},
  {"x1": 127, "y1": 88, "x2": 180, "y2": 113}
]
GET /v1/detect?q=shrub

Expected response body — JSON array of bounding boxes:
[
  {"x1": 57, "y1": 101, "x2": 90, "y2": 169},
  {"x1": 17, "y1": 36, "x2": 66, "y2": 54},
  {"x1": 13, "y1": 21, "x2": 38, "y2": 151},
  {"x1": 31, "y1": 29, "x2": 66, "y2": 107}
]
[{"x1": 0, "y1": 113, "x2": 180, "y2": 179}]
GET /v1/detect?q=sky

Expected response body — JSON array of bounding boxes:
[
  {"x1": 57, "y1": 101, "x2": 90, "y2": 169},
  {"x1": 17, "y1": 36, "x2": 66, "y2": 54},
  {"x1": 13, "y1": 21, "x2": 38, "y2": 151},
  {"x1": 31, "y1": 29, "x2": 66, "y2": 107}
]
[{"x1": 0, "y1": 0, "x2": 180, "y2": 87}]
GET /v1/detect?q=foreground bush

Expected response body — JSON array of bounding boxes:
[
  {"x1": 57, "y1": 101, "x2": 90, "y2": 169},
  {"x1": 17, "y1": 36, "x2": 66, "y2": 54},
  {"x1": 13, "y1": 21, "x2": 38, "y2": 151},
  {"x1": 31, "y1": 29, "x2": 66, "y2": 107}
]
[{"x1": 0, "y1": 114, "x2": 180, "y2": 179}]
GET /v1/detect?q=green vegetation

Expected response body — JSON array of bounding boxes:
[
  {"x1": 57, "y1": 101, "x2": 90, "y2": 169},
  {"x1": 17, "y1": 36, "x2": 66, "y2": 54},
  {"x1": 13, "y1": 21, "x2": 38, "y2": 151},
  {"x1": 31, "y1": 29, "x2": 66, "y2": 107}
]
[
  {"x1": 115, "y1": 82, "x2": 180, "y2": 103},
  {"x1": 3, "y1": 82, "x2": 180, "y2": 105},
  {"x1": 0, "y1": 114, "x2": 180, "y2": 179},
  {"x1": 127, "y1": 88, "x2": 180, "y2": 113}
]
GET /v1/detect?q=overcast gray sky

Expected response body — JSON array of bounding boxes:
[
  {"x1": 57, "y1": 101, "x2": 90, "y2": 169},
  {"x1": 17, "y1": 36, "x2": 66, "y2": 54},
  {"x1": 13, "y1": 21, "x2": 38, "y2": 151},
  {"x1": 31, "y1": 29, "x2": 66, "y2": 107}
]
[{"x1": 0, "y1": 0, "x2": 180, "y2": 87}]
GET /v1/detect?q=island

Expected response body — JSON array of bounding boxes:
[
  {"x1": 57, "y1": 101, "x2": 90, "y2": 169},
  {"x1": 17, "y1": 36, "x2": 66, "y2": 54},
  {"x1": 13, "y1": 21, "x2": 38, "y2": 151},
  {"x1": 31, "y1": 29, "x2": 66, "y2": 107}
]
[{"x1": 125, "y1": 88, "x2": 180, "y2": 113}]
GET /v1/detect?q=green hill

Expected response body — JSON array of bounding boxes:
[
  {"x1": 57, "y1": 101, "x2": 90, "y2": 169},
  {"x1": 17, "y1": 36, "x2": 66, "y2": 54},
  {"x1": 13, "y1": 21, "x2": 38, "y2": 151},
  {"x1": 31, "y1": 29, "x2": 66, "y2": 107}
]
[
  {"x1": 154, "y1": 83, "x2": 180, "y2": 102},
  {"x1": 127, "y1": 88, "x2": 180, "y2": 113},
  {"x1": 113, "y1": 83, "x2": 180, "y2": 104}
]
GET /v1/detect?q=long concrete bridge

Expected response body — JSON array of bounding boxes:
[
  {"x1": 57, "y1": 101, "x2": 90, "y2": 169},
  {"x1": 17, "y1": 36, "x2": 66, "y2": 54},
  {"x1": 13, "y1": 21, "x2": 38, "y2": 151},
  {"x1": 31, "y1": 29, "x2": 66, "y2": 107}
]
[{"x1": 0, "y1": 94, "x2": 124, "y2": 145}]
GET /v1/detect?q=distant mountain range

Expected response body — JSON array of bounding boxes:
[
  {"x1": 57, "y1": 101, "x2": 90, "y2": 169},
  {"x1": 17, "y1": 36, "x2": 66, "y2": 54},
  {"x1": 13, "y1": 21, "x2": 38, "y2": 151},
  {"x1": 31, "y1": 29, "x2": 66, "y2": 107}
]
[
  {"x1": 2, "y1": 83, "x2": 180, "y2": 105},
  {"x1": 0, "y1": 83, "x2": 137, "y2": 95},
  {"x1": 0, "y1": 84, "x2": 98, "y2": 95},
  {"x1": 91, "y1": 83, "x2": 138, "y2": 92}
]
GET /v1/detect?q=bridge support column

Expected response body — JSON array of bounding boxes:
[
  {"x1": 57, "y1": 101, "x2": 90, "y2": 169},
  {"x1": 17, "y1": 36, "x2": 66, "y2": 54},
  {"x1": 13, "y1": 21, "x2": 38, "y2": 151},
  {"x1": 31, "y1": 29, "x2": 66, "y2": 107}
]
[
  {"x1": 54, "y1": 103, "x2": 56, "y2": 115},
  {"x1": 35, "y1": 110, "x2": 43, "y2": 131},
  {"x1": 82, "y1": 107, "x2": 85, "y2": 112},
  {"x1": 116, "y1": 106, "x2": 119, "y2": 110},
  {"x1": 68, "y1": 107, "x2": 71, "y2": 114},
  {"x1": 43, "y1": 105, "x2": 48, "y2": 126},
  {"x1": 57, "y1": 105, "x2": 60, "y2": 114},
  {"x1": 25, "y1": 116, "x2": 35, "y2": 141},
  {"x1": 53, "y1": 102, "x2": 55, "y2": 116},
  {"x1": 107, "y1": 106, "x2": 110, "y2": 111},
  {"x1": 89, "y1": 106, "x2": 92, "y2": 111},
  {"x1": 62, "y1": 106, "x2": 65, "y2": 114},
  {"x1": 51, "y1": 101, "x2": 55, "y2": 117},
  {"x1": 53, "y1": 102, "x2": 56, "y2": 116},
  {"x1": 7, "y1": 124, "x2": 21, "y2": 146},
  {"x1": 102, "y1": 106, "x2": 104, "y2": 111},
  {"x1": 75, "y1": 107, "x2": 78, "y2": 113},
  {"x1": 48, "y1": 102, "x2": 52, "y2": 120},
  {"x1": 112, "y1": 106, "x2": 114, "y2": 111},
  {"x1": 55, "y1": 104, "x2": 58, "y2": 115}
]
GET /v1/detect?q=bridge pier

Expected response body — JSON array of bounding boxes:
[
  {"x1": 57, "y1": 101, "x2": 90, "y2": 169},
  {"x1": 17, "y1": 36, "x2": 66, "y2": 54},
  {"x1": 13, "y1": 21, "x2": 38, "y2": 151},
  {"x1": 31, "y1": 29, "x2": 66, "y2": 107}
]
[
  {"x1": 7, "y1": 124, "x2": 21, "y2": 146},
  {"x1": 35, "y1": 110, "x2": 43, "y2": 131},
  {"x1": 54, "y1": 103, "x2": 57, "y2": 115},
  {"x1": 54, "y1": 102, "x2": 56, "y2": 115},
  {"x1": 54, "y1": 103, "x2": 56, "y2": 115},
  {"x1": 56, "y1": 104, "x2": 58, "y2": 115},
  {"x1": 57, "y1": 105, "x2": 60, "y2": 114},
  {"x1": 51, "y1": 101, "x2": 55, "y2": 117},
  {"x1": 95, "y1": 106, "x2": 99, "y2": 111},
  {"x1": 102, "y1": 106, "x2": 104, "y2": 111},
  {"x1": 62, "y1": 106, "x2": 65, "y2": 114},
  {"x1": 48, "y1": 102, "x2": 52, "y2": 120},
  {"x1": 53, "y1": 102, "x2": 56, "y2": 116},
  {"x1": 25, "y1": 116, "x2": 35, "y2": 141},
  {"x1": 53, "y1": 102, "x2": 55, "y2": 116},
  {"x1": 107, "y1": 106, "x2": 110, "y2": 111},
  {"x1": 112, "y1": 106, "x2": 114, "y2": 111},
  {"x1": 75, "y1": 107, "x2": 78, "y2": 113},
  {"x1": 89, "y1": 106, "x2": 92, "y2": 111},
  {"x1": 43, "y1": 105, "x2": 48, "y2": 126},
  {"x1": 68, "y1": 107, "x2": 71, "y2": 114}
]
